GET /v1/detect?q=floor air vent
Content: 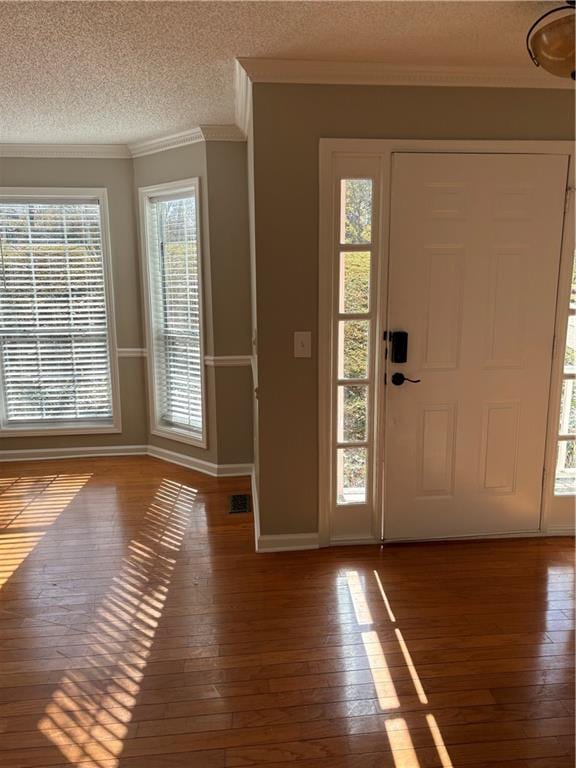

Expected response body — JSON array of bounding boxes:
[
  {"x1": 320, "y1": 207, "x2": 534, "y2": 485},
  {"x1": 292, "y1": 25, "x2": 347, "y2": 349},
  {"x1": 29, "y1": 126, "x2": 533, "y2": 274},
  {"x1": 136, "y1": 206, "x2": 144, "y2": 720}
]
[{"x1": 230, "y1": 494, "x2": 251, "y2": 513}]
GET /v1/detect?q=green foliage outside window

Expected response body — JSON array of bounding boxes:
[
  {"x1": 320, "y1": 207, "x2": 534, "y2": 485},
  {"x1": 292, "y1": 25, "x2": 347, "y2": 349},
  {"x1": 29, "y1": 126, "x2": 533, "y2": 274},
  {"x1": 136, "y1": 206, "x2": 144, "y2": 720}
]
[{"x1": 340, "y1": 179, "x2": 372, "y2": 493}]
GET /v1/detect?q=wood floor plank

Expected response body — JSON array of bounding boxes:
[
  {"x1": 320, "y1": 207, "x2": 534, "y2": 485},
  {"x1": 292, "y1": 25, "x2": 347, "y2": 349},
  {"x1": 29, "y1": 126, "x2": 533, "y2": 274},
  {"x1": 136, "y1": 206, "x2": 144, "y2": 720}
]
[{"x1": 0, "y1": 456, "x2": 573, "y2": 768}]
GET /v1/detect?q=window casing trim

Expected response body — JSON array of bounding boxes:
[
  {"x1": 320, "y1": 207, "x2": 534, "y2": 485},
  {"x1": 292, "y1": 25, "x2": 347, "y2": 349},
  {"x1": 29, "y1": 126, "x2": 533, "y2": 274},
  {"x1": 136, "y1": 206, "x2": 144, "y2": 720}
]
[
  {"x1": 139, "y1": 178, "x2": 208, "y2": 449},
  {"x1": 0, "y1": 187, "x2": 122, "y2": 437}
]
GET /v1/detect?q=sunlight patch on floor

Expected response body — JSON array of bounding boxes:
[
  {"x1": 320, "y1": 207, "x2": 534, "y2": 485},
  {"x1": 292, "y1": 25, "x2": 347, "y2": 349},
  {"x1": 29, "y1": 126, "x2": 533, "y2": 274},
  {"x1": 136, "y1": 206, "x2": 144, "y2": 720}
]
[
  {"x1": 345, "y1": 568, "x2": 458, "y2": 767},
  {"x1": 361, "y1": 629, "x2": 400, "y2": 708},
  {"x1": 426, "y1": 713, "x2": 455, "y2": 768},
  {"x1": 374, "y1": 568, "x2": 397, "y2": 622},
  {"x1": 36, "y1": 478, "x2": 197, "y2": 768},
  {"x1": 394, "y1": 627, "x2": 428, "y2": 704},
  {"x1": 385, "y1": 717, "x2": 421, "y2": 767},
  {"x1": 0, "y1": 473, "x2": 91, "y2": 587},
  {"x1": 346, "y1": 570, "x2": 373, "y2": 625}
]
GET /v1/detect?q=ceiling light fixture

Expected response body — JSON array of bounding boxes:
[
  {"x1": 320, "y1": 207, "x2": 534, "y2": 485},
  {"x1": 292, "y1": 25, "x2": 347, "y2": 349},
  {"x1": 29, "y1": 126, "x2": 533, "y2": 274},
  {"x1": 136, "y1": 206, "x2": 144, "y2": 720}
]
[{"x1": 526, "y1": 1, "x2": 575, "y2": 79}]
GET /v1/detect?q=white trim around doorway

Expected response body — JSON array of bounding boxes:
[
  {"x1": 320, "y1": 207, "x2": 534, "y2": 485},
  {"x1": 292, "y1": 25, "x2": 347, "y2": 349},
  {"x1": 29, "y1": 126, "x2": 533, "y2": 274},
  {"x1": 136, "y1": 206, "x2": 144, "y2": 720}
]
[{"x1": 319, "y1": 139, "x2": 575, "y2": 547}]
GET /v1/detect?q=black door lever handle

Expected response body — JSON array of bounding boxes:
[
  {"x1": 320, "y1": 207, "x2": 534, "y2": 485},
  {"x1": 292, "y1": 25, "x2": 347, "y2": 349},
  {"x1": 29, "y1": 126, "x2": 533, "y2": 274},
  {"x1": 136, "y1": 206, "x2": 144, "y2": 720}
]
[{"x1": 391, "y1": 372, "x2": 421, "y2": 386}]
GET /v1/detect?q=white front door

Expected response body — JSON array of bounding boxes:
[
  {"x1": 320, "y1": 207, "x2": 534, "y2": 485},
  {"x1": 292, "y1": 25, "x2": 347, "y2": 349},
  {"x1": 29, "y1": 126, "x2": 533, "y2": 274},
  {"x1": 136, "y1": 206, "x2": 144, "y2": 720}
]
[{"x1": 384, "y1": 153, "x2": 569, "y2": 540}]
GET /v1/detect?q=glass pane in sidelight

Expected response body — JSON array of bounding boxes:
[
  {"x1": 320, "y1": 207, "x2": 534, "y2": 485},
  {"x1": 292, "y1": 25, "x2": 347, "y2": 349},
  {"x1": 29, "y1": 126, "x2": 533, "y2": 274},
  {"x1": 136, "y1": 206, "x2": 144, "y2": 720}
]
[
  {"x1": 559, "y1": 379, "x2": 576, "y2": 436},
  {"x1": 338, "y1": 320, "x2": 369, "y2": 379},
  {"x1": 564, "y1": 315, "x2": 576, "y2": 375},
  {"x1": 337, "y1": 447, "x2": 367, "y2": 504},
  {"x1": 555, "y1": 440, "x2": 576, "y2": 496},
  {"x1": 339, "y1": 251, "x2": 371, "y2": 314},
  {"x1": 337, "y1": 385, "x2": 368, "y2": 443},
  {"x1": 340, "y1": 179, "x2": 373, "y2": 245}
]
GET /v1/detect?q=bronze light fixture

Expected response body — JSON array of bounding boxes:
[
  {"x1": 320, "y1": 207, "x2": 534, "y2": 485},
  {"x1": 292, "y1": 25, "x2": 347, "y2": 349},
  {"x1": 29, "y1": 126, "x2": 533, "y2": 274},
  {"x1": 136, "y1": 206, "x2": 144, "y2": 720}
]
[{"x1": 526, "y1": 1, "x2": 575, "y2": 79}]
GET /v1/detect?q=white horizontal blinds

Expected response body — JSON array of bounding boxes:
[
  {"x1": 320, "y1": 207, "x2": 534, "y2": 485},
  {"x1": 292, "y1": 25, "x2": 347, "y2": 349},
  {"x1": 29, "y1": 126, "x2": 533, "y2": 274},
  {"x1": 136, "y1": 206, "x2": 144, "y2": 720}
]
[
  {"x1": 0, "y1": 201, "x2": 114, "y2": 426},
  {"x1": 147, "y1": 191, "x2": 204, "y2": 437}
]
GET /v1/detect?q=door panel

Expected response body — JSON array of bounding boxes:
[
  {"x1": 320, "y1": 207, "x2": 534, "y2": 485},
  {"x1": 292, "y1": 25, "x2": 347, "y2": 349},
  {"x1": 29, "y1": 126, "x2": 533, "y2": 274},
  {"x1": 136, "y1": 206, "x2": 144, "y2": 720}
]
[
  {"x1": 419, "y1": 403, "x2": 456, "y2": 496},
  {"x1": 385, "y1": 153, "x2": 568, "y2": 540},
  {"x1": 422, "y1": 246, "x2": 464, "y2": 369}
]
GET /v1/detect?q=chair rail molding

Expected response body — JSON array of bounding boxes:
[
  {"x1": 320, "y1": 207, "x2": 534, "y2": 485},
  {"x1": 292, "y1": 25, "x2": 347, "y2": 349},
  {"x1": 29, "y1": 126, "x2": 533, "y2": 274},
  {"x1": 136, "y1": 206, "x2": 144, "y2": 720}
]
[
  {"x1": 204, "y1": 355, "x2": 252, "y2": 367},
  {"x1": 118, "y1": 348, "x2": 147, "y2": 357}
]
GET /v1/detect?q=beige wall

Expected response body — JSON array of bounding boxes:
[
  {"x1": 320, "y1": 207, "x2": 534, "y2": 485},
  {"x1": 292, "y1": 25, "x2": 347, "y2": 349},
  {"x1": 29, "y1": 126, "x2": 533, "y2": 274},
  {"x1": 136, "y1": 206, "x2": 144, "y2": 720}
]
[
  {"x1": 133, "y1": 141, "x2": 253, "y2": 465},
  {"x1": 251, "y1": 84, "x2": 576, "y2": 535},
  {"x1": 214, "y1": 365, "x2": 253, "y2": 464},
  {"x1": 132, "y1": 143, "x2": 219, "y2": 462},
  {"x1": 0, "y1": 156, "x2": 148, "y2": 449},
  {"x1": 205, "y1": 141, "x2": 252, "y2": 356},
  {"x1": 0, "y1": 142, "x2": 253, "y2": 465},
  {"x1": 132, "y1": 142, "x2": 213, "y2": 351},
  {"x1": 205, "y1": 141, "x2": 253, "y2": 464}
]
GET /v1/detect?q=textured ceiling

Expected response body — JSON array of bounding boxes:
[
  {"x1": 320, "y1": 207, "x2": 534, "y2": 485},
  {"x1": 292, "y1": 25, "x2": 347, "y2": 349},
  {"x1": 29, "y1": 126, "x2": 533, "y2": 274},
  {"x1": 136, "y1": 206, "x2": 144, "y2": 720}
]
[{"x1": 0, "y1": 0, "x2": 560, "y2": 144}]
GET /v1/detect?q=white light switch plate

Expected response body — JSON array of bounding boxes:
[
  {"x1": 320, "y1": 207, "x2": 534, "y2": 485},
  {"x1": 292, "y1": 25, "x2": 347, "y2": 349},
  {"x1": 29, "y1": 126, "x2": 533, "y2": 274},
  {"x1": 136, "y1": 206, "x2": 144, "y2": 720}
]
[{"x1": 293, "y1": 331, "x2": 312, "y2": 358}]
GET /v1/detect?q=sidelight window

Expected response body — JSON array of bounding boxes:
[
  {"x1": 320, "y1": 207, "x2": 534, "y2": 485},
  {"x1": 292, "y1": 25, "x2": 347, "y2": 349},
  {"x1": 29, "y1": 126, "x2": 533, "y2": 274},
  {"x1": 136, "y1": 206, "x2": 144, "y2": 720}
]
[
  {"x1": 335, "y1": 179, "x2": 375, "y2": 505},
  {"x1": 555, "y1": 252, "x2": 576, "y2": 494}
]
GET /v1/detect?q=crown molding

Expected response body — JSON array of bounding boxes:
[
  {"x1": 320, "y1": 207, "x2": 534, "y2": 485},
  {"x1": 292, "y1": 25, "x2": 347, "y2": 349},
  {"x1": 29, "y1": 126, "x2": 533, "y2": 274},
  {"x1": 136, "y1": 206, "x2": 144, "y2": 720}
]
[
  {"x1": 129, "y1": 128, "x2": 204, "y2": 158},
  {"x1": 199, "y1": 124, "x2": 245, "y2": 142},
  {"x1": 234, "y1": 60, "x2": 252, "y2": 138},
  {"x1": 0, "y1": 143, "x2": 131, "y2": 159},
  {"x1": 0, "y1": 125, "x2": 246, "y2": 160},
  {"x1": 237, "y1": 57, "x2": 574, "y2": 90},
  {"x1": 130, "y1": 125, "x2": 245, "y2": 157}
]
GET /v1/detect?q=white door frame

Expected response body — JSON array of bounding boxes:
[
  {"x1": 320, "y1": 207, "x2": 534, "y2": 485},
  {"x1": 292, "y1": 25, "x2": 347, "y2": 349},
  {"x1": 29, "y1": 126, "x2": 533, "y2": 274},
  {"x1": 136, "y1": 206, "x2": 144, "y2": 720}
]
[
  {"x1": 319, "y1": 139, "x2": 574, "y2": 546},
  {"x1": 542, "y1": 173, "x2": 575, "y2": 535}
]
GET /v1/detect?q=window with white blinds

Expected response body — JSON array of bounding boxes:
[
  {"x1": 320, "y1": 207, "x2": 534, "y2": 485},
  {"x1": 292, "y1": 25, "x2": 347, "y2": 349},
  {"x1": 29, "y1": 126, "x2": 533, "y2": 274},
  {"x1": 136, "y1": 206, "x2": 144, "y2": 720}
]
[
  {"x1": 141, "y1": 179, "x2": 205, "y2": 445},
  {"x1": 0, "y1": 191, "x2": 119, "y2": 433}
]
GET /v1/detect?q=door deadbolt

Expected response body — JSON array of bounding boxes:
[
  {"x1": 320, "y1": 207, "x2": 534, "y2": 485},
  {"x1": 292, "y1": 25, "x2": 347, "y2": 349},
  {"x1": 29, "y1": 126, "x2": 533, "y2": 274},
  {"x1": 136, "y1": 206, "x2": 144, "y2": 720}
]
[{"x1": 383, "y1": 330, "x2": 409, "y2": 364}]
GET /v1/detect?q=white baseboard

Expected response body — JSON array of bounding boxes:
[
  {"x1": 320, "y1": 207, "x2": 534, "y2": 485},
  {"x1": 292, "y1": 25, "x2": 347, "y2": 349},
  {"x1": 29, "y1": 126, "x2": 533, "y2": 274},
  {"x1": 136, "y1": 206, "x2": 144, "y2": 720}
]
[
  {"x1": 257, "y1": 528, "x2": 574, "y2": 552},
  {"x1": 251, "y1": 468, "x2": 261, "y2": 544},
  {"x1": 257, "y1": 532, "x2": 319, "y2": 553},
  {"x1": 217, "y1": 462, "x2": 255, "y2": 477},
  {"x1": 0, "y1": 443, "x2": 253, "y2": 478},
  {"x1": 0, "y1": 444, "x2": 148, "y2": 462},
  {"x1": 383, "y1": 528, "x2": 576, "y2": 543},
  {"x1": 147, "y1": 445, "x2": 252, "y2": 477},
  {"x1": 329, "y1": 536, "x2": 380, "y2": 546},
  {"x1": 0, "y1": 443, "x2": 569, "y2": 546},
  {"x1": 147, "y1": 445, "x2": 220, "y2": 476},
  {"x1": 544, "y1": 525, "x2": 576, "y2": 536}
]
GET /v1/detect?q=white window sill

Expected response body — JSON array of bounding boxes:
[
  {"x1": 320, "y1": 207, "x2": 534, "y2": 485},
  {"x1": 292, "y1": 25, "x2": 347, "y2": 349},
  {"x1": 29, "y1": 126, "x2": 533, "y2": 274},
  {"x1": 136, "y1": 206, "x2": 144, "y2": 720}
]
[{"x1": 151, "y1": 425, "x2": 206, "y2": 450}]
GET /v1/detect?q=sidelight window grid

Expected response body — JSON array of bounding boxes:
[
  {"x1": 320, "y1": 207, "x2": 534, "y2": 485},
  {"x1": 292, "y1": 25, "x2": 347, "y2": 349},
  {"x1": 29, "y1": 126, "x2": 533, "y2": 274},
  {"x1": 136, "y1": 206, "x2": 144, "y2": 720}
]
[
  {"x1": 334, "y1": 179, "x2": 376, "y2": 506},
  {"x1": 555, "y1": 252, "x2": 576, "y2": 495}
]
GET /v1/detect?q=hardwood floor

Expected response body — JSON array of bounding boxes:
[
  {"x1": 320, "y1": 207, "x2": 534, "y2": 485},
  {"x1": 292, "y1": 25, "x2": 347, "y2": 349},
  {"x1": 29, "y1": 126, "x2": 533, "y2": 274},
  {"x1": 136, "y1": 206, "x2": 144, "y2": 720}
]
[{"x1": 0, "y1": 456, "x2": 573, "y2": 768}]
